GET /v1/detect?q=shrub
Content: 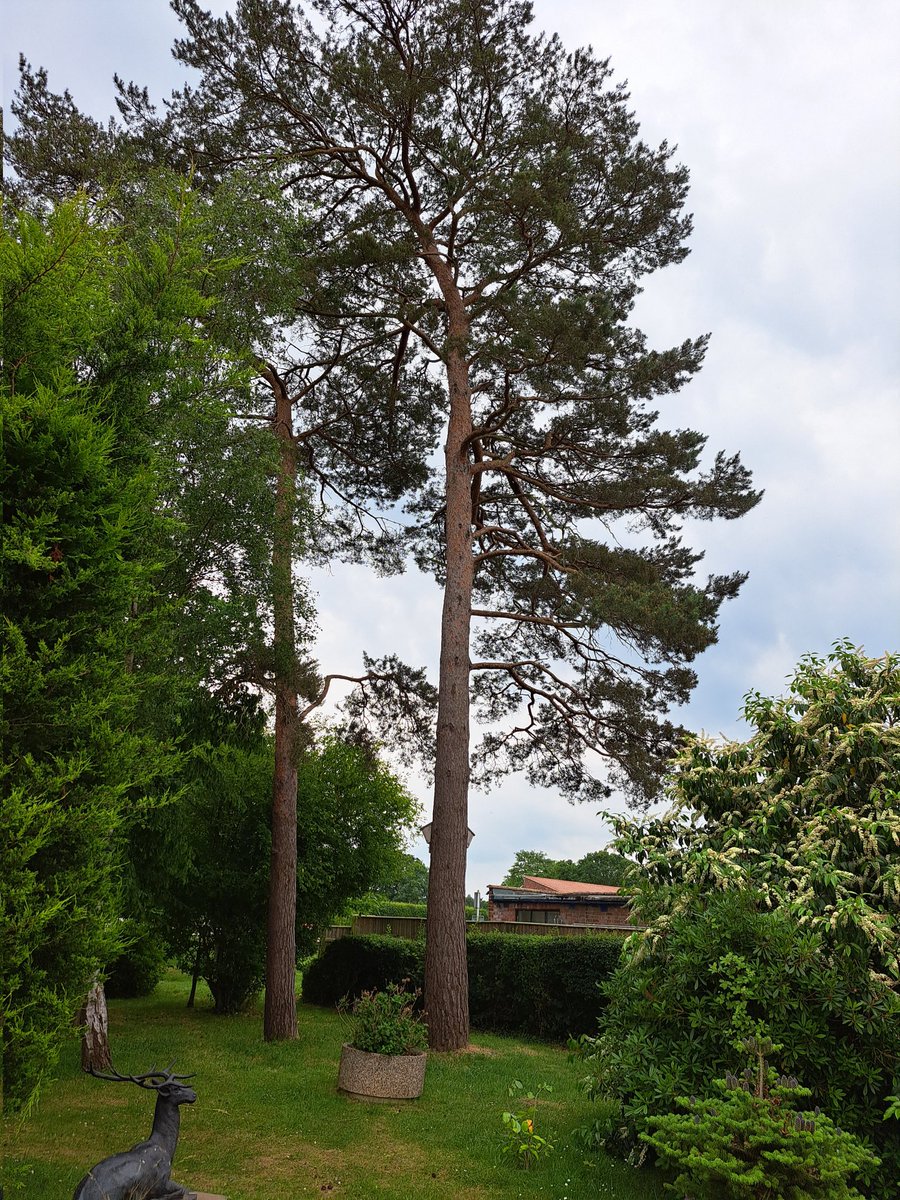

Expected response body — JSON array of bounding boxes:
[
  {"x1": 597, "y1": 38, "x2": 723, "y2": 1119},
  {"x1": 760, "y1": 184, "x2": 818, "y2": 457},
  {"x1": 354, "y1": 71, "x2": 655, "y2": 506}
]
[
  {"x1": 341, "y1": 983, "x2": 428, "y2": 1055},
  {"x1": 583, "y1": 892, "x2": 900, "y2": 1173},
  {"x1": 104, "y1": 924, "x2": 167, "y2": 999},
  {"x1": 202, "y1": 916, "x2": 267, "y2": 1015},
  {"x1": 590, "y1": 647, "x2": 900, "y2": 1197},
  {"x1": 302, "y1": 935, "x2": 425, "y2": 1007},
  {"x1": 304, "y1": 930, "x2": 625, "y2": 1041},
  {"x1": 642, "y1": 1039, "x2": 880, "y2": 1200}
]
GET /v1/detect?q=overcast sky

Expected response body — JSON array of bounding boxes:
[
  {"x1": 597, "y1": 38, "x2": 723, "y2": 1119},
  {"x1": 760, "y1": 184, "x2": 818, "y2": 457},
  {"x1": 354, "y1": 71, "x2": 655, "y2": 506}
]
[{"x1": 5, "y1": 0, "x2": 899, "y2": 895}]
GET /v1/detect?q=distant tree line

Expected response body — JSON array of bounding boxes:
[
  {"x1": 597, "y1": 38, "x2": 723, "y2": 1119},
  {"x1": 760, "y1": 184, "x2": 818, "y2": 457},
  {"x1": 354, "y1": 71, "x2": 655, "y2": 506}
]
[{"x1": 501, "y1": 848, "x2": 630, "y2": 888}]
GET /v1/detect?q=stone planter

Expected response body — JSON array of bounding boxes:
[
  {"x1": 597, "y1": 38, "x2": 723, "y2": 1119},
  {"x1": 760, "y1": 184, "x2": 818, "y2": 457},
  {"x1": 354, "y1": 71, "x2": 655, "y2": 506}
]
[{"x1": 337, "y1": 1043, "x2": 427, "y2": 1100}]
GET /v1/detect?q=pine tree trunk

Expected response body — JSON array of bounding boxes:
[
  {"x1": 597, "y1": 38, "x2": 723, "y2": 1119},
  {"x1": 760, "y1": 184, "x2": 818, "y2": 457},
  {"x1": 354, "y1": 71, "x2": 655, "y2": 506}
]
[
  {"x1": 424, "y1": 269, "x2": 474, "y2": 1051},
  {"x1": 264, "y1": 368, "x2": 299, "y2": 1042},
  {"x1": 79, "y1": 978, "x2": 111, "y2": 1072}
]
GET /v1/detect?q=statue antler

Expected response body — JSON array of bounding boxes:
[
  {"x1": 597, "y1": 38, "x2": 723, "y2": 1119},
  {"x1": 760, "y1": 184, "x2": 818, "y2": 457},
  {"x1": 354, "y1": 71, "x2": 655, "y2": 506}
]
[{"x1": 86, "y1": 1061, "x2": 196, "y2": 1089}]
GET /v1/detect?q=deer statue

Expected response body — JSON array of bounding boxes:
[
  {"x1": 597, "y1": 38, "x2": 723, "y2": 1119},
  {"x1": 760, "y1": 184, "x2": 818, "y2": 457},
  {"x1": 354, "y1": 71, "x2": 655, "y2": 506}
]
[{"x1": 72, "y1": 1063, "x2": 197, "y2": 1200}]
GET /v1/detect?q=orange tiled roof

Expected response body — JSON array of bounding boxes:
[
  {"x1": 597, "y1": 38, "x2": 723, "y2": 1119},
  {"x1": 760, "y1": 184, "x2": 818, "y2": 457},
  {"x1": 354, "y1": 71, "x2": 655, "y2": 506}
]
[{"x1": 520, "y1": 875, "x2": 620, "y2": 895}]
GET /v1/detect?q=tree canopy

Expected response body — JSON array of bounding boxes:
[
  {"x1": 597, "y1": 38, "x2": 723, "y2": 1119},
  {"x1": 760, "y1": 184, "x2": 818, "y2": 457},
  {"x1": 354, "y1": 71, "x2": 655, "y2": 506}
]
[
  {"x1": 6, "y1": 0, "x2": 761, "y2": 1049},
  {"x1": 155, "y1": 0, "x2": 759, "y2": 1046},
  {"x1": 378, "y1": 852, "x2": 431, "y2": 904},
  {"x1": 129, "y1": 701, "x2": 418, "y2": 1016},
  {"x1": 501, "y1": 847, "x2": 629, "y2": 887}
]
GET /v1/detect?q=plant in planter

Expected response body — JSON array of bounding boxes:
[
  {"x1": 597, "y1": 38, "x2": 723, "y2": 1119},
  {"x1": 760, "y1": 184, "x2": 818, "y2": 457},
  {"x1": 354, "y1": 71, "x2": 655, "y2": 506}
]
[{"x1": 337, "y1": 983, "x2": 428, "y2": 1100}]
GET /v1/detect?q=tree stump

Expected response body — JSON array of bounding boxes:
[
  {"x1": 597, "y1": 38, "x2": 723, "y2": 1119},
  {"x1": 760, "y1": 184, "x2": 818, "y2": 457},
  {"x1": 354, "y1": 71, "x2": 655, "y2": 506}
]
[{"x1": 79, "y1": 979, "x2": 111, "y2": 1072}]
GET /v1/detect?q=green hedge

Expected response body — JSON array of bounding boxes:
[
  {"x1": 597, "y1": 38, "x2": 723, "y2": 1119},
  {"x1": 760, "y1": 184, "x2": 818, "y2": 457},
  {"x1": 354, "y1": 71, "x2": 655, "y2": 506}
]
[
  {"x1": 302, "y1": 930, "x2": 626, "y2": 1040},
  {"x1": 466, "y1": 931, "x2": 625, "y2": 1039},
  {"x1": 302, "y1": 935, "x2": 425, "y2": 1006}
]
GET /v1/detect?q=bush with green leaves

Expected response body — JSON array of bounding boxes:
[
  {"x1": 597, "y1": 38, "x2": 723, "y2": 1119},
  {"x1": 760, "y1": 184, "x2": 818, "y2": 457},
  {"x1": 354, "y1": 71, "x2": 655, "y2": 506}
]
[
  {"x1": 131, "y1": 715, "x2": 418, "y2": 1015},
  {"x1": 642, "y1": 1039, "x2": 879, "y2": 1199},
  {"x1": 302, "y1": 935, "x2": 426, "y2": 1008},
  {"x1": 584, "y1": 646, "x2": 900, "y2": 1197},
  {"x1": 104, "y1": 922, "x2": 168, "y2": 999},
  {"x1": 341, "y1": 983, "x2": 428, "y2": 1056},
  {"x1": 304, "y1": 930, "x2": 626, "y2": 1041}
]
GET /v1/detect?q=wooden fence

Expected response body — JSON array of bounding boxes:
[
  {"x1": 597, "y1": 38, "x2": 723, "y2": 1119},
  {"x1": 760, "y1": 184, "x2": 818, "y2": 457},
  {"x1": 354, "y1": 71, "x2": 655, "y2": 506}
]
[
  {"x1": 472, "y1": 919, "x2": 637, "y2": 936},
  {"x1": 322, "y1": 915, "x2": 639, "y2": 943}
]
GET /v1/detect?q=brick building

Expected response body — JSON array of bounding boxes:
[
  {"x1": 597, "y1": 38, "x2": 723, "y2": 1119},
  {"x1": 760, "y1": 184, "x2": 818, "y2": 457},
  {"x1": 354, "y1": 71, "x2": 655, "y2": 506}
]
[{"x1": 486, "y1": 875, "x2": 634, "y2": 929}]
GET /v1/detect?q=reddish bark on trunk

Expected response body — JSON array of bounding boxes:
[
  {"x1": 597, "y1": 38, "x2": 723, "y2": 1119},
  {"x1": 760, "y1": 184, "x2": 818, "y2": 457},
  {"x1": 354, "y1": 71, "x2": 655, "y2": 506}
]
[
  {"x1": 264, "y1": 367, "x2": 299, "y2": 1042},
  {"x1": 423, "y1": 257, "x2": 474, "y2": 1051}
]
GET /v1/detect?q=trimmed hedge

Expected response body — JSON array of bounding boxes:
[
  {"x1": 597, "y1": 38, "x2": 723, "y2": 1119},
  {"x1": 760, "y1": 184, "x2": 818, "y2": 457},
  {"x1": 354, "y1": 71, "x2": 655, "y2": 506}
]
[
  {"x1": 466, "y1": 931, "x2": 625, "y2": 1040},
  {"x1": 302, "y1": 935, "x2": 425, "y2": 1007},
  {"x1": 302, "y1": 930, "x2": 627, "y2": 1041},
  {"x1": 337, "y1": 899, "x2": 427, "y2": 920}
]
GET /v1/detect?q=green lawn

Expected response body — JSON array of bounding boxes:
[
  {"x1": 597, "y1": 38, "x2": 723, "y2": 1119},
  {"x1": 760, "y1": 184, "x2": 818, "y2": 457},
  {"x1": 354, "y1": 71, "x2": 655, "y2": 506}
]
[{"x1": 2, "y1": 973, "x2": 665, "y2": 1200}]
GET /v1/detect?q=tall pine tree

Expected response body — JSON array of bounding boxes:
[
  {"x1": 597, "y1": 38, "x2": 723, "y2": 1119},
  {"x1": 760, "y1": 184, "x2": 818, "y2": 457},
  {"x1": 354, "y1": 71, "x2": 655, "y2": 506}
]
[
  {"x1": 162, "y1": 0, "x2": 760, "y2": 1047},
  {"x1": 7, "y1": 0, "x2": 761, "y2": 1048}
]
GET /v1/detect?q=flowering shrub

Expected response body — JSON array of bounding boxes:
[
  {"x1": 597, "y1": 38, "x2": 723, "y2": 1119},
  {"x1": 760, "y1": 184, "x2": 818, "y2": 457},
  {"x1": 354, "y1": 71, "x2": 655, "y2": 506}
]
[{"x1": 585, "y1": 647, "x2": 900, "y2": 1196}]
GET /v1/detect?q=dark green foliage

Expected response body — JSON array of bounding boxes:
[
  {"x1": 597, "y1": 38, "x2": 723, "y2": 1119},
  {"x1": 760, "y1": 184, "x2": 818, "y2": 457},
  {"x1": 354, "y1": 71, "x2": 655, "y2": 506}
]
[
  {"x1": 342, "y1": 983, "x2": 428, "y2": 1056},
  {"x1": 643, "y1": 1042, "x2": 879, "y2": 1200},
  {"x1": 104, "y1": 923, "x2": 168, "y2": 1000},
  {"x1": 466, "y1": 933, "x2": 625, "y2": 1041},
  {"x1": 377, "y1": 852, "x2": 430, "y2": 903},
  {"x1": 589, "y1": 646, "x2": 900, "y2": 1197},
  {"x1": 304, "y1": 932, "x2": 625, "y2": 1041},
  {"x1": 182, "y1": 742, "x2": 270, "y2": 1014},
  {"x1": 589, "y1": 893, "x2": 900, "y2": 1133},
  {"x1": 294, "y1": 736, "x2": 419, "y2": 950},
  {"x1": 302, "y1": 936, "x2": 426, "y2": 1009},
  {"x1": 0, "y1": 197, "x2": 209, "y2": 1111},
  {"x1": 130, "y1": 710, "x2": 418, "y2": 1014}
]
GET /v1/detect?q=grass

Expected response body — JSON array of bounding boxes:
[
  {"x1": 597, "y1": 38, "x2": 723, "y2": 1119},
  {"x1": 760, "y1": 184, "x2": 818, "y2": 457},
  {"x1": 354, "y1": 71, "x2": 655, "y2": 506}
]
[{"x1": 2, "y1": 972, "x2": 665, "y2": 1200}]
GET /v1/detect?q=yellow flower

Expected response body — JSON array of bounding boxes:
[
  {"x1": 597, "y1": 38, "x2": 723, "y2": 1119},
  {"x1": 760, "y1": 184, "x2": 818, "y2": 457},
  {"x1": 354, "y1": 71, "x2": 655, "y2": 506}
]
[{"x1": 524, "y1": 1119, "x2": 534, "y2": 1133}]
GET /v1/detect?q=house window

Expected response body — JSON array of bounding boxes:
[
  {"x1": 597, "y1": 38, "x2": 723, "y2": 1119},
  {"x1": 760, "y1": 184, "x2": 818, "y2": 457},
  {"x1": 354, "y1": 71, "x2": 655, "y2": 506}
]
[{"x1": 515, "y1": 909, "x2": 560, "y2": 924}]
